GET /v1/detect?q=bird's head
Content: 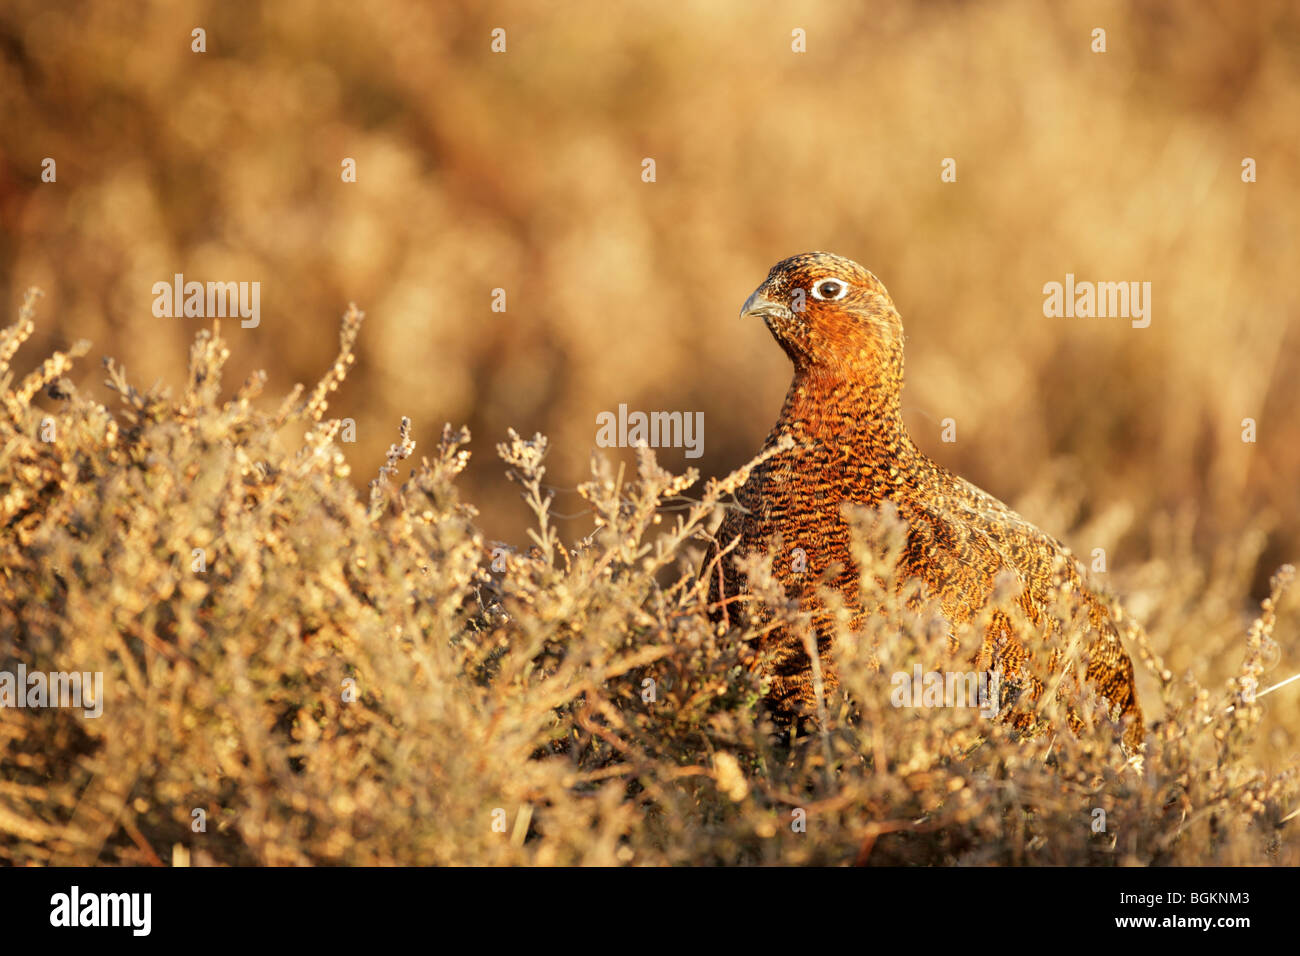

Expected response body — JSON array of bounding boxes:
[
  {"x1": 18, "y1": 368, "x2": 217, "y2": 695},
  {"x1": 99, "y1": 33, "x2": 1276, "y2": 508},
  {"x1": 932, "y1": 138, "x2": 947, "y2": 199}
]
[{"x1": 741, "y1": 252, "x2": 904, "y2": 385}]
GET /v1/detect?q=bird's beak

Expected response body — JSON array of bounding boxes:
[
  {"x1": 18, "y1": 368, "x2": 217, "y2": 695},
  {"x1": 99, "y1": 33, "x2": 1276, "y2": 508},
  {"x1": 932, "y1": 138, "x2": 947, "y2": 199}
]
[{"x1": 740, "y1": 289, "x2": 788, "y2": 320}]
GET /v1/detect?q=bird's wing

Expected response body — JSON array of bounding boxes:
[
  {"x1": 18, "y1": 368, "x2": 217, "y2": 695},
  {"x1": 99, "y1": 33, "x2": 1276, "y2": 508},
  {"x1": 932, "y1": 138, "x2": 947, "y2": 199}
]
[
  {"x1": 934, "y1": 474, "x2": 1084, "y2": 598},
  {"x1": 898, "y1": 496, "x2": 1024, "y2": 624}
]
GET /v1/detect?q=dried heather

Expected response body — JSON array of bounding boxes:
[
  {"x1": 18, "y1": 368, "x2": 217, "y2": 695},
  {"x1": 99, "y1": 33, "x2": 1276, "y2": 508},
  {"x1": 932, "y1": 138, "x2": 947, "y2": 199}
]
[{"x1": 0, "y1": 295, "x2": 1295, "y2": 865}]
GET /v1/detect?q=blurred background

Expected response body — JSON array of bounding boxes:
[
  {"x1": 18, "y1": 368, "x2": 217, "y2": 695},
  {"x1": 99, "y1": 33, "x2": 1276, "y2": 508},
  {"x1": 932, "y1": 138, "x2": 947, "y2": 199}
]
[{"x1": 2, "y1": 1, "x2": 1298, "y2": 630}]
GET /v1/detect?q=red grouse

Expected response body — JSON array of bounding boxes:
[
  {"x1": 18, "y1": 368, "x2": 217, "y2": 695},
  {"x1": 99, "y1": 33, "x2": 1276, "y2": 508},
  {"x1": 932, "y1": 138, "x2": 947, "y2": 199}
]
[{"x1": 707, "y1": 252, "x2": 1143, "y2": 752}]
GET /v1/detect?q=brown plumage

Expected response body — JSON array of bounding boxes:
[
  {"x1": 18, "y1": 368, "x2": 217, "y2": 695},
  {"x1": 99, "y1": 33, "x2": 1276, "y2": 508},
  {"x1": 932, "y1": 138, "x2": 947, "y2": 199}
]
[{"x1": 707, "y1": 252, "x2": 1143, "y2": 752}]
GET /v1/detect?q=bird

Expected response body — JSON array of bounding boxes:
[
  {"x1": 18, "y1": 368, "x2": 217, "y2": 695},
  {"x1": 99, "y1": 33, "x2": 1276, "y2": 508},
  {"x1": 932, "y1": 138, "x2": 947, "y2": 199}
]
[{"x1": 705, "y1": 252, "x2": 1143, "y2": 752}]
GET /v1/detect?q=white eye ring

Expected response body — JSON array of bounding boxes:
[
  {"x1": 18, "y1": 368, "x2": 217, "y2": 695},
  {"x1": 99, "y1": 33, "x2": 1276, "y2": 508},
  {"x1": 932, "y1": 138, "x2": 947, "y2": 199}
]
[{"x1": 809, "y1": 278, "x2": 848, "y2": 301}]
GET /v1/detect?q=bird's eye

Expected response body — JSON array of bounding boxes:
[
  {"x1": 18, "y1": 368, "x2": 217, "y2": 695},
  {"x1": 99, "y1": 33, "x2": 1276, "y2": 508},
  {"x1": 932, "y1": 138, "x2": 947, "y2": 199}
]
[{"x1": 810, "y1": 279, "x2": 848, "y2": 301}]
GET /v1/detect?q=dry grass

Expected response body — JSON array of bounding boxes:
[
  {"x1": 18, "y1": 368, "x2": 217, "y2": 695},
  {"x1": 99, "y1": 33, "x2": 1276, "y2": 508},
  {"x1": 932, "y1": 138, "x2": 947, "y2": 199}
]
[{"x1": 1, "y1": 292, "x2": 1295, "y2": 865}]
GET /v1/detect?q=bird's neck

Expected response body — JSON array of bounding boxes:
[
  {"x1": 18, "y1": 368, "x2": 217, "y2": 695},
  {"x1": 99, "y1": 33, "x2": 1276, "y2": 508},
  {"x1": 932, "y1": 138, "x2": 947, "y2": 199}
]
[{"x1": 772, "y1": 368, "x2": 915, "y2": 459}]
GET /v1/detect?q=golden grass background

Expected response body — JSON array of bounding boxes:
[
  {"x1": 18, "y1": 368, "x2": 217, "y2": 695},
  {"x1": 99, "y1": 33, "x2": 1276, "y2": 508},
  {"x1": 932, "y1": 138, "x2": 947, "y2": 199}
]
[{"x1": 2, "y1": 0, "x2": 1299, "y2": 863}]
